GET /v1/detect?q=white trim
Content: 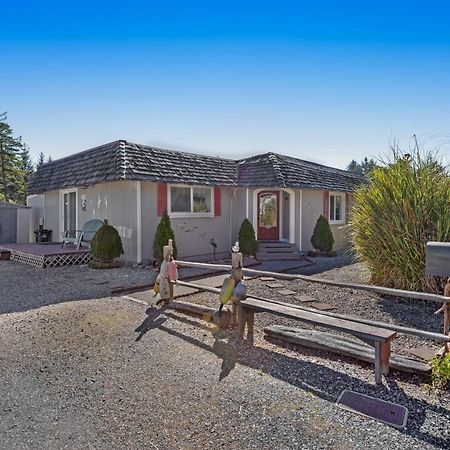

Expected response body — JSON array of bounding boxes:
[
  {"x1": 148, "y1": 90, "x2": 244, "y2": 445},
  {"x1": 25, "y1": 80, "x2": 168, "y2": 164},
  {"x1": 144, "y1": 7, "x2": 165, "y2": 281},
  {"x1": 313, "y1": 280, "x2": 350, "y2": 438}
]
[
  {"x1": 245, "y1": 188, "x2": 249, "y2": 219},
  {"x1": 279, "y1": 191, "x2": 283, "y2": 241},
  {"x1": 167, "y1": 184, "x2": 214, "y2": 218},
  {"x1": 253, "y1": 188, "x2": 295, "y2": 242},
  {"x1": 136, "y1": 181, "x2": 142, "y2": 263},
  {"x1": 328, "y1": 191, "x2": 346, "y2": 225},
  {"x1": 59, "y1": 188, "x2": 78, "y2": 238},
  {"x1": 278, "y1": 188, "x2": 295, "y2": 243},
  {"x1": 298, "y1": 189, "x2": 303, "y2": 252},
  {"x1": 252, "y1": 188, "x2": 266, "y2": 236}
]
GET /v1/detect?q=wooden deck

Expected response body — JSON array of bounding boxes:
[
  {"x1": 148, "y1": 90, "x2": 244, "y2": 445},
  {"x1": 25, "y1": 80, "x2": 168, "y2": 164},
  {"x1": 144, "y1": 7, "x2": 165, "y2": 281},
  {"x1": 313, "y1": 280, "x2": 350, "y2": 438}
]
[{"x1": 1, "y1": 243, "x2": 93, "y2": 268}]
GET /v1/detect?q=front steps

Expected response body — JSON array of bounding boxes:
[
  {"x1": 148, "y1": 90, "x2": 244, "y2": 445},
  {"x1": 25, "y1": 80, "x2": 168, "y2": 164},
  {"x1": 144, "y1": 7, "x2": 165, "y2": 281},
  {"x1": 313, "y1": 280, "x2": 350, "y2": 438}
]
[{"x1": 256, "y1": 241, "x2": 303, "y2": 261}]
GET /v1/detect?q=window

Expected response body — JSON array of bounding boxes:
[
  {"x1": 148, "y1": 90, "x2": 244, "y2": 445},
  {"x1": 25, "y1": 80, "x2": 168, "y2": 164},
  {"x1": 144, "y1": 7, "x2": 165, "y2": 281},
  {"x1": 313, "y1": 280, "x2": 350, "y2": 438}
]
[
  {"x1": 169, "y1": 185, "x2": 213, "y2": 216},
  {"x1": 329, "y1": 192, "x2": 345, "y2": 224}
]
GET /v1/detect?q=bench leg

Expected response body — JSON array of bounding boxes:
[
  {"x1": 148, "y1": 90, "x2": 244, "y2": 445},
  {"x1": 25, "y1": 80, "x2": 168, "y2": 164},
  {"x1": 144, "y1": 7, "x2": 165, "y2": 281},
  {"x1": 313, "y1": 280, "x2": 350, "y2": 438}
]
[
  {"x1": 374, "y1": 341, "x2": 391, "y2": 384},
  {"x1": 247, "y1": 311, "x2": 254, "y2": 342},
  {"x1": 238, "y1": 305, "x2": 246, "y2": 339}
]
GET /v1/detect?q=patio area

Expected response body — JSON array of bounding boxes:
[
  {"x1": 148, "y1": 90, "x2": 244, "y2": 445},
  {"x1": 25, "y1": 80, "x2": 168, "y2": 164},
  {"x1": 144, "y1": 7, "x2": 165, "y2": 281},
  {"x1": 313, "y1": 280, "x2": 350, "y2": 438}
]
[{"x1": 1, "y1": 242, "x2": 92, "y2": 268}]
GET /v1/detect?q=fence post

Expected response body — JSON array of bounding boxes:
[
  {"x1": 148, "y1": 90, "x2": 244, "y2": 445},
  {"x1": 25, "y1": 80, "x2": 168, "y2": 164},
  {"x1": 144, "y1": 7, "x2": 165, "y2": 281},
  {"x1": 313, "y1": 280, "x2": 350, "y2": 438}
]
[{"x1": 231, "y1": 243, "x2": 243, "y2": 327}]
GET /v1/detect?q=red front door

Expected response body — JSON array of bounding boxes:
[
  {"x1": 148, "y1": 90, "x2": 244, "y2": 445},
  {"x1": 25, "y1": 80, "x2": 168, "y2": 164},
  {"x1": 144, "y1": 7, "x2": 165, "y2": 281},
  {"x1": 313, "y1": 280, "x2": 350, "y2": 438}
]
[{"x1": 257, "y1": 191, "x2": 279, "y2": 240}]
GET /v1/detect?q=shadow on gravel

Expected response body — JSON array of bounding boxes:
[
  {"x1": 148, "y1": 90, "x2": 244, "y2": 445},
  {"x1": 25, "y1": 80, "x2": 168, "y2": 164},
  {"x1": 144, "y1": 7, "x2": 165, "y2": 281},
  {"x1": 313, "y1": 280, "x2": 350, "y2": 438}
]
[
  {"x1": 135, "y1": 308, "x2": 450, "y2": 449},
  {"x1": 134, "y1": 306, "x2": 169, "y2": 341},
  {"x1": 377, "y1": 296, "x2": 444, "y2": 333}
]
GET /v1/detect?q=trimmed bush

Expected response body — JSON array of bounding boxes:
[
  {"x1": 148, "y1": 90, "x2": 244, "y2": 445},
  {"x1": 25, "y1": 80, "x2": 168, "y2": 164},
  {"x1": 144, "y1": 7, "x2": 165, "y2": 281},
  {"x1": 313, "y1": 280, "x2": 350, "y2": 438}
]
[
  {"x1": 238, "y1": 218, "x2": 258, "y2": 256},
  {"x1": 153, "y1": 209, "x2": 177, "y2": 262},
  {"x1": 351, "y1": 149, "x2": 450, "y2": 292},
  {"x1": 311, "y1": 215, "x2": 334, "y2": 252},
  {"x1": 91, "y1": 222, "x2": 124, "y2": 263}
]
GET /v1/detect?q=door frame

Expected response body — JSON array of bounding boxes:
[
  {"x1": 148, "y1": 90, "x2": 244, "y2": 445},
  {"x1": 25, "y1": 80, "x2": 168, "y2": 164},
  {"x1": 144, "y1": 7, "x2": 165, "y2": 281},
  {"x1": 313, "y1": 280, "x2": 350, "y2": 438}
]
[
  {"x1": 256, "y1": 190, "x2": 279, "y2": 241},
  {"x1": 59, "y1": 188, "x2": 79, "y2": 238},
  {"x1": 252, "y1": 188, "x2": 296, "y2": 243}
]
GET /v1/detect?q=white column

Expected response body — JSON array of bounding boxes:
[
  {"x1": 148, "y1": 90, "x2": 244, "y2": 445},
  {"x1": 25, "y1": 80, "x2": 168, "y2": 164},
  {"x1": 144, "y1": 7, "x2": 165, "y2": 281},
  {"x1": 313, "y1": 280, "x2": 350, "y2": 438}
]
[
  {"x1": 299, "y1": 189, "x2": 303, "y2": 252},
  {"x1": 136, "y1": 181, "x2": 142, "y2": 263}
]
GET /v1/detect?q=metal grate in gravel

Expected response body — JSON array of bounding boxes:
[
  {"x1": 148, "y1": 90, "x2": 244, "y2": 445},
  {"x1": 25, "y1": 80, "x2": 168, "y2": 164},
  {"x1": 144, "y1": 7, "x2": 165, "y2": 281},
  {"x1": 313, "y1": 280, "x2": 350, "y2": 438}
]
[{"x1": 336, "y1": 390, "x2": 408, "y2": 429}]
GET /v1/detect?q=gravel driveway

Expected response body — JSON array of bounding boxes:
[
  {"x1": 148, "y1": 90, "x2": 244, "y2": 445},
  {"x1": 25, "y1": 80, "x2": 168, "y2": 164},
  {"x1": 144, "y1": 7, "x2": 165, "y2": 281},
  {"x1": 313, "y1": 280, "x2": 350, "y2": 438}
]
[{"x1": 1, "y1": 259, "x2": 449, "y2": 449}]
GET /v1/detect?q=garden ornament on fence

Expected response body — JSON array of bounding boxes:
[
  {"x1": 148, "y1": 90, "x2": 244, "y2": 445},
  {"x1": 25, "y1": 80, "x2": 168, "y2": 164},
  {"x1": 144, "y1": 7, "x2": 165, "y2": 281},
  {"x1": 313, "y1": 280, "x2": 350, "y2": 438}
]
[
  {"x1": 216, "y1": 242, "x2": 247, "y2": 327},
  {"x1": 156, "y1": 239, "x2": 177, "y2": 306}
]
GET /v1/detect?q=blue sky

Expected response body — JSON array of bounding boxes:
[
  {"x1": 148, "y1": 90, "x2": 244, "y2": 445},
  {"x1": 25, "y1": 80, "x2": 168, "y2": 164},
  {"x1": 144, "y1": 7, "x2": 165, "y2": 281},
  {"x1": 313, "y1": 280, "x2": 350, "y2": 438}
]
[{"x1": 2, "y1": 0, "x2": 450, "y2": 168}]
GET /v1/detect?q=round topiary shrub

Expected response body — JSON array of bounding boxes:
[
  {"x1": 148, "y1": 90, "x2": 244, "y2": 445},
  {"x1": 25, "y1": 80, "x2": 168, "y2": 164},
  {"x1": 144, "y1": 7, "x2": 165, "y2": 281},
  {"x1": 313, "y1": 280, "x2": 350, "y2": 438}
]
[
  {"x1": 153, "y1": 209, "x2": 177, "y2": 263},
  {"x1": 90, "y1": 221, "x2": 124, "y2": 267},
  {"x1": 311, "y1": 215, "x2": 334, "y2": 253},
  {"x1": 238, "y1": 218, "x2": 258, "y2": 256}
]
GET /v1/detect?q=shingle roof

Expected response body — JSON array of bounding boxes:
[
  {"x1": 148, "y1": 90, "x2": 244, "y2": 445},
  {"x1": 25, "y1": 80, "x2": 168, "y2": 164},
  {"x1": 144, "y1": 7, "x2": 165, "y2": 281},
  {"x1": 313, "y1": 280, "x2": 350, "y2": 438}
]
[
  {"x1": 237, "y1": 152, "x2": 363, "y2": 191},
  {"x1": 28, "y1": 140, "x2": 363, "y2": 194}
]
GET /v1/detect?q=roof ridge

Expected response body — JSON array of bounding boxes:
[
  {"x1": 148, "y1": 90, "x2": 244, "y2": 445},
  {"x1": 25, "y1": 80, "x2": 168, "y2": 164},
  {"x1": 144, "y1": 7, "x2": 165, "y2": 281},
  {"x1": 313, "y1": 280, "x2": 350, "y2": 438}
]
[
  {"x1": 268, "y1": 153, "x2": 286, "y2": 188},
  {"x1": 118, "y1": 140, "x2": 127, "y2": 179},
  {"x1": 123, "y1": 140, "x2": 236, "y2": 163}
]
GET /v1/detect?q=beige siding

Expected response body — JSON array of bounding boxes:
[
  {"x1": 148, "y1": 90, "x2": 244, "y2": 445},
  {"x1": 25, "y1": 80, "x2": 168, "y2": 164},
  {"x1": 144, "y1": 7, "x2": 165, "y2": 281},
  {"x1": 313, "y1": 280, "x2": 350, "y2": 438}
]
[
  {"x1": 301, "y1": 189, "x2": 350, "y2": 252},
  {"x1": 170, "y1": 187, "x2": 233, "y2": 259},
  {"x1": 77, "y1": 181, "x2": 138, "y2": 261},
  {"x1": 27, "y1": 194, "x2": 44, "y2": 239},
  {"x1": 140, "y1": 181, "x2": 158, "y2": 262},
  {"x1": 43, "y1": 191, "x2": 60, "y2": 241},
  {"x1": 230, "y1": 188, "x2": 248, "y2": 244}
]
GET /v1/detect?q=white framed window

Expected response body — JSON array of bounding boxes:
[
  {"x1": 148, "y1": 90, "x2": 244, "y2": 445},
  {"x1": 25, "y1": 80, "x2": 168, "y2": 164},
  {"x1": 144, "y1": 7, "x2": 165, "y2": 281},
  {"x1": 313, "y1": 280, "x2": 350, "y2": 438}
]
[
  {"x1": 168, "y1": 185, "x2": 213, "y2": 218},
  {"x1": 329, "y1": 192, "x2": 345, "y2": 224}
]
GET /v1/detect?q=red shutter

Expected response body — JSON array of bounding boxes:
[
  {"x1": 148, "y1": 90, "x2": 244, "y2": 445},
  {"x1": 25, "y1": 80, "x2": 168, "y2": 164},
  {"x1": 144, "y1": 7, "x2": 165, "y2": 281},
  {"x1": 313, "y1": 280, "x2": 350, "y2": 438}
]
[
  {"x1": 157, "y1": 183, "x2": 167, "y2": 216},
  {"x1": 323, "y1": 191, "x2": 329, "y2": 220},
  {"x1": 214, "y1": 187, "x2": 221, "y2": 216},
  {"x1": 345, "y1": 192, "x2": 350, "y2": 224}
]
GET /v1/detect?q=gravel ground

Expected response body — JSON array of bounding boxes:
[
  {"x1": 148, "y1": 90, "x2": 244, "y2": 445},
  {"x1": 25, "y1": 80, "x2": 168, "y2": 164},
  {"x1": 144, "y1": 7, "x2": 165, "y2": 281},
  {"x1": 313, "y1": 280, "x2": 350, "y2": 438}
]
[{"x1": 1, "y1": 258, "x2": 449, "y2": 449}]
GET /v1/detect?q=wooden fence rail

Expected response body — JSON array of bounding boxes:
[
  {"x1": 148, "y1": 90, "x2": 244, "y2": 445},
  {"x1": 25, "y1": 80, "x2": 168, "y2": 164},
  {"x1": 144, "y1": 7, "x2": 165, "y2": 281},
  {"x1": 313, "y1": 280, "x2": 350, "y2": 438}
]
[{"x1": 175, "y1": 260, "x2": 450, "y2": 305}]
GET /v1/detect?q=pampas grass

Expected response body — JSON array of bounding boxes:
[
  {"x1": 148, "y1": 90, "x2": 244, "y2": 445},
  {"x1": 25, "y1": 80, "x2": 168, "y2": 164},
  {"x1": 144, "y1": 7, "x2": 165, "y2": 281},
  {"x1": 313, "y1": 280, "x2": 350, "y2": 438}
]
[{"x1": 351, "y1": 146, "x2": 450, "y2": 293}]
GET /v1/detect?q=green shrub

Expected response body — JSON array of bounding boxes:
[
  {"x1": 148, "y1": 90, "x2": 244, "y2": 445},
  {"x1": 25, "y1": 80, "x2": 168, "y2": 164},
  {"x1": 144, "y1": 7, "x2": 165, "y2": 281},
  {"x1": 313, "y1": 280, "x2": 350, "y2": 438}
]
[
  {"x1": 351, "y1": 148, "x2": 450, "y2": 292},
  {"x1": 238, "y1": 218, "x2": 258, "y2": 256},
  {"x1": 91, "y1": 222, "x2": 124, "y2": 262},
  {"x1": 430, "y1": 353, "x2": 450, "y2": 390},
  {"x1": 311, "y1": 215, "x2": 334, "y2": 252},
  {"x1": 153, "y1": 209, "x2": 177, "y2": 262}
]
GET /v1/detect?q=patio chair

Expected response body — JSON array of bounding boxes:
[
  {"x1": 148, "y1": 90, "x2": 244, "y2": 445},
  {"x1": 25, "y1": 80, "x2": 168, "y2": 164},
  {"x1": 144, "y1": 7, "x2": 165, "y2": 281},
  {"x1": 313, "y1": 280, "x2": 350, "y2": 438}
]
[{"x1": 61, "y1": 219, "x2": 104, "y2": 249}]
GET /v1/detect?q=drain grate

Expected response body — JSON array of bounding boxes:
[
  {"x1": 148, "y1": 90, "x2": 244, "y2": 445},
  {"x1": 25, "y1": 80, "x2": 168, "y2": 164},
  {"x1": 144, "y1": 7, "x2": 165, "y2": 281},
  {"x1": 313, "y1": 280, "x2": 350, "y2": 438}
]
[{"x1": 336, "y1": 390, "x2": 408, "y2": 429}]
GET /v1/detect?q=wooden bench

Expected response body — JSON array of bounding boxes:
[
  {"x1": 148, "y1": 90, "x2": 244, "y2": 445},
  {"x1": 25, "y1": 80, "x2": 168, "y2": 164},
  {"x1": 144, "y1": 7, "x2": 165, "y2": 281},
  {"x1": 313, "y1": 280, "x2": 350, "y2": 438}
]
[{"x1": 238, "y1": 297, "x2": 397, "y2": 384}]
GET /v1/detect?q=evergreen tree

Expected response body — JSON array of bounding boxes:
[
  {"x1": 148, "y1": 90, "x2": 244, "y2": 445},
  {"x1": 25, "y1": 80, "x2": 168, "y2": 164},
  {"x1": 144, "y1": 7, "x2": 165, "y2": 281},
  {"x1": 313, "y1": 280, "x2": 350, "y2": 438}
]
[
  {"x1": 311, "y1": 215, "x2": 334, "y2": 253},
  {"x1": 17, "y1": 144, "x2": 34, "y2": 204},
  {"x1": 346, "y1": 157, "x2": 378, "y2": 175},
  {"x1": 0, "y1": 118, "x2": 23, "y2": 203},
  {"x1": 47, "y1": 155, "x2": 53, "y2": 163},
  {"x1": 153, "y1": 210, "x2": 177, "y2": 262},
  {"x1": 238, "y1": 218, "x2": 258, "y2": 256},
  {"x1": 36, "y1": 152, "x2": 45, "y2": 168}
]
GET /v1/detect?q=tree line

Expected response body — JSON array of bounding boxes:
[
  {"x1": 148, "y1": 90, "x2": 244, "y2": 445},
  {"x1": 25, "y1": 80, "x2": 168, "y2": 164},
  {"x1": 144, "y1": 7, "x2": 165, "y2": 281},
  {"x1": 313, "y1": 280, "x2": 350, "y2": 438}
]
[{"x1": 0, "y1": 113, "x2": 51, "y2": 205}]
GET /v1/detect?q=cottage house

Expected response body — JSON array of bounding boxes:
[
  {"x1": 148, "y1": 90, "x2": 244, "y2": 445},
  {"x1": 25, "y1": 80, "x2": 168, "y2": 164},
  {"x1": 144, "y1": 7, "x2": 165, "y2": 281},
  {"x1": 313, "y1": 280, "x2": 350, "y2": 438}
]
[{"x1": 28, "y1": 140, "x2": 362, "y2": 262}]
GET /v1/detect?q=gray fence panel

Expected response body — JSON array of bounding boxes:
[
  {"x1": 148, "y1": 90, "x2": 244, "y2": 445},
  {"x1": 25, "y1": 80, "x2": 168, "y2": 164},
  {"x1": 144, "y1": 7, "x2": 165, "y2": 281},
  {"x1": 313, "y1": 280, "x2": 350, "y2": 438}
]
[{"x1": 0, "y1": 208, "x2": 17, "y2": 243}]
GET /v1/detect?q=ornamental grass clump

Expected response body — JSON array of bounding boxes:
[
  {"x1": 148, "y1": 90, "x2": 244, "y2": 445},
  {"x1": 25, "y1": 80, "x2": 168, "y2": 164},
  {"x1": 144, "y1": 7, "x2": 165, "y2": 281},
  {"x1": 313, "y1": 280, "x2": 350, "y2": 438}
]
[{"x1": 351, "y1": 148, "x2": 450, "y2": 293}]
